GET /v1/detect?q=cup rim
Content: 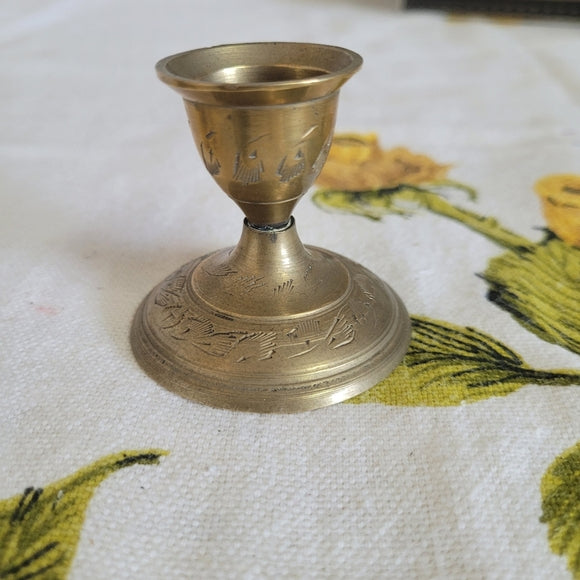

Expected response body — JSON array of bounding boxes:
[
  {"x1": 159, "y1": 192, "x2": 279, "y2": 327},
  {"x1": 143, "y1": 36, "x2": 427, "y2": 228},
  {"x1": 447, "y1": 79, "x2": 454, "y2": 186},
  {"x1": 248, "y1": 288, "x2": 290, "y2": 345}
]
[{"x1": 155, "y1": 42, "x2": 362, "y2": 96}]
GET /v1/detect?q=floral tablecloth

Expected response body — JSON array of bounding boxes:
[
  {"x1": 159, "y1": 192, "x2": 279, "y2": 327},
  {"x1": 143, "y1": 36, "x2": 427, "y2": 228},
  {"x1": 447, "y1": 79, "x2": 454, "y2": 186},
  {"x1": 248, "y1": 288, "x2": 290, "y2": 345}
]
[{"x1": 1, "y1": 1, "x2": 579, "y2": 578}]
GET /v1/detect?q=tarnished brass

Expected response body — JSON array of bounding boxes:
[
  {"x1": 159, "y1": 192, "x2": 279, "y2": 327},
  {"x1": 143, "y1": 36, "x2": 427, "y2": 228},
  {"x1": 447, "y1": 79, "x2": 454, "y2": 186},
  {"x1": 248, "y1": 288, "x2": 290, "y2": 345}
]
[{"x1": 131, "y1": 42, "x2": 411, "y2": 412}]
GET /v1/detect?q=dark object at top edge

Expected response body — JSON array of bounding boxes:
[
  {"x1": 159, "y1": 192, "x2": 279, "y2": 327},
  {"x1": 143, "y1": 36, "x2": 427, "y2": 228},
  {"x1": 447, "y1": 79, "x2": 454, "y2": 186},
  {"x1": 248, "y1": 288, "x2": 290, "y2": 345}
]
[{"x1": 406, "y1": 0, "x2": 580, "y2": 17}]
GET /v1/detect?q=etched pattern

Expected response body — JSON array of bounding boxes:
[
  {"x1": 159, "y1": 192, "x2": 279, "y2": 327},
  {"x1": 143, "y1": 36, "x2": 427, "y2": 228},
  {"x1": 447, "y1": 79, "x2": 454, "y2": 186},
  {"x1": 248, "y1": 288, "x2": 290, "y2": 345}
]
[
  {"x1": 236, "y1": 275, "x2": 267, "y2": 293},
  {"x1": 277, "y1": 150, "x2": 305, "y2": 183},
  {"x1": 311, "y1": 134, "x2": 333, "y2": 177},
  {"x1": 202, "y1": 263, "x2": 238, "y2": 277},
  {"x1": 152, "y1": 262, "x2": 377, "y2": 362},
  {"x1": 233, "y1": 151, "x2": 264, "y2": 185},
  {"x1": 274, "y1": 279, "x2": 295, "y2": 294},
  {"x1": 200, "y1": 142, "x2": 221, "y2": 176}
]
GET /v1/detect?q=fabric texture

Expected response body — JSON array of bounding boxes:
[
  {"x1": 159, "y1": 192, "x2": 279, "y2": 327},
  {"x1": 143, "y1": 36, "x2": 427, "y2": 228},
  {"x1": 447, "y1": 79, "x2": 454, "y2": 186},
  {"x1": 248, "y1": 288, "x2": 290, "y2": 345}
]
[{"x1": 1, "y1": 1, "x2": 580, "y2": 578}]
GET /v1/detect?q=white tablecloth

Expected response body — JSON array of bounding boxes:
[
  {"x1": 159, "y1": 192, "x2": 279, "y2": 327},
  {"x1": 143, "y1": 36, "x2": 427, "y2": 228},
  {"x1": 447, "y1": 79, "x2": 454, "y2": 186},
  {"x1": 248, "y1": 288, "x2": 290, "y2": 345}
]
[{"x1": 2, "y1": 1, "x2": 580, "y2": 578}]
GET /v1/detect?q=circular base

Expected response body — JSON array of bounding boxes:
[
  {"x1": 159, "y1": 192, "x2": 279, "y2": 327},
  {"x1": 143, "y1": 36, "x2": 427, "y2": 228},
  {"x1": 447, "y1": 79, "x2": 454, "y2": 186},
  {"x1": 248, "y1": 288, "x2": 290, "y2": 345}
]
[
  {"x1": 131, "y1": 220, "x2": 411, "y2": 413},
  {"x1": 131, "y1": 239, "x2": 410, "y2": 413}
]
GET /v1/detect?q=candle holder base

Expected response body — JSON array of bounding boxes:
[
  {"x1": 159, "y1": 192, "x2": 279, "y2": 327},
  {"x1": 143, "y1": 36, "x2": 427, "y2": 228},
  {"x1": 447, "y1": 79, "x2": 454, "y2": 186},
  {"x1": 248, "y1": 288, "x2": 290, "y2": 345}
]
[{"x1": 131, "y1": 219, "x2": 410, "y2": 413}]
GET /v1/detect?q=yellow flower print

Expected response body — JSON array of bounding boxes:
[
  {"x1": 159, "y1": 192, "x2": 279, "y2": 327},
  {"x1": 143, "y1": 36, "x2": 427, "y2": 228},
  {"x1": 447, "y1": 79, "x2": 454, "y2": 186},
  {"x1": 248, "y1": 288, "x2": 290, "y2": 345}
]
[
  {"x1": 316, "y1": 133, "x2": 451, "y2": 191},
  {"x1": 535, "y1": 174, "x2": 580, "y2": 248}
]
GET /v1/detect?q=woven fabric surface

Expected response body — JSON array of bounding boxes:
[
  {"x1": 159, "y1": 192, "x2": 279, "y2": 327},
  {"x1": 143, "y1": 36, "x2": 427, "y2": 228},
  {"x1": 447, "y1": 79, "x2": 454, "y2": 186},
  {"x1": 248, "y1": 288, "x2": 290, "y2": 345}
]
[{"x1": 1, "y1": 1, "x2": 580, "y2": 578}]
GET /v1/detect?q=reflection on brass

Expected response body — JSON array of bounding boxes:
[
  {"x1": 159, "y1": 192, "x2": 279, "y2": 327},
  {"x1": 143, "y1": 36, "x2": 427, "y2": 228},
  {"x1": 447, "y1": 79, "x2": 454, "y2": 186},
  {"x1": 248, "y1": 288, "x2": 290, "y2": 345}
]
[{"x1": 131, "y1": 43, "x2": 411, "y2": 413}]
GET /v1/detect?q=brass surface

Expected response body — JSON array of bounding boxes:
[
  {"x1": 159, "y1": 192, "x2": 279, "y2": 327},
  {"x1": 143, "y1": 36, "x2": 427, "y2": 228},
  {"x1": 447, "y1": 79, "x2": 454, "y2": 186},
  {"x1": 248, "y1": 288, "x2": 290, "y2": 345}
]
[{"x1": 131, "y1": 42, "x2": 411, "y2": 412}]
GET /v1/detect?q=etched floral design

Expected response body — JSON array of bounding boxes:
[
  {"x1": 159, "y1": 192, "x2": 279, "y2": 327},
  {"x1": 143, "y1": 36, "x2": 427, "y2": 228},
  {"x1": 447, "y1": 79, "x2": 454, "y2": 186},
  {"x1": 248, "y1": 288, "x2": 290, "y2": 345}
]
[{"x1": 152, "y1": 260, "x2": 377, "y2": 362}]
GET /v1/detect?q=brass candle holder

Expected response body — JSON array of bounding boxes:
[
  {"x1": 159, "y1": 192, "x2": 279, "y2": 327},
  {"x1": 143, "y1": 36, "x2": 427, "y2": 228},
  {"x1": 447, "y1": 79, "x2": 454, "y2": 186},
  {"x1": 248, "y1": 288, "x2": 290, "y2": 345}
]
[{"x1": 131, "y1": 42, "x2": 411, "y2": 412}]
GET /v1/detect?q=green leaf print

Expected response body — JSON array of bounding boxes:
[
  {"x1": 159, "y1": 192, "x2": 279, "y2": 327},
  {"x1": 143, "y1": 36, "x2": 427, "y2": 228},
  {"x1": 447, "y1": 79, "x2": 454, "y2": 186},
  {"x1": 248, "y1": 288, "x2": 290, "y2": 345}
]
[
  {"x1": 313, "y1": 185, "x2": 534, "y2": 251},
  {"x1": 314, "y1": 184, "x2": 580, "y2": 355},
  {"x1": 483, "y1": 235, "x2": 580, "y2": 355},
  {"x1": 348, "y1": 316, "x2": 580, "y2": 406},
  {"x1": 540, "y1": 442, "x2": 580, "y2": 579},
  {"x1": 314, "y1": 135, "x2": 580, "y2": 397},
  {"x1": 0, "y1": 449, "x2": 168, "y2": 579}
]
